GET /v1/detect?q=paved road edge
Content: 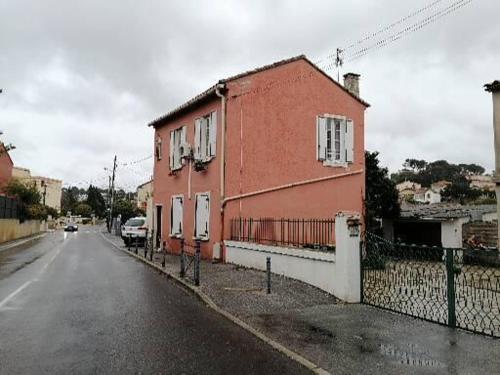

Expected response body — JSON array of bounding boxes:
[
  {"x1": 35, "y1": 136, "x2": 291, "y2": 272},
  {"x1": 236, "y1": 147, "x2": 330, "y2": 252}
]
[
  {"x1": 99, "y1": 232, "x2": 330, "y2": 375},
  {"x1": 0, "y1": 232, "x2": 48, "y2": 253}
]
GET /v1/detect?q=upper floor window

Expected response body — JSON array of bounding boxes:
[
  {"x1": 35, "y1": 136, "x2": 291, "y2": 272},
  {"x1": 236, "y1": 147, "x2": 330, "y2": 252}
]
[
  {"x1": 155, "y1": 136, "x2": 162, "y2": 161},
  {"x1": 194, "y1": 111, "x2": 217, "y2": 161},
  {"x1": 317, "y1": 115, "x2": 354, "y2": 165},
  {"x1": 169, "y1": 126, "x2": 186, "y2": 171}
]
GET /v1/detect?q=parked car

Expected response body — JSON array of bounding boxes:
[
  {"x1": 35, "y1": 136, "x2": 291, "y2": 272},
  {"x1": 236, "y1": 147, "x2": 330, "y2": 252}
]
[
  {"x1": 121, "y1": 217, "x2": 148, "y2": 245},
  {"x1": 64, "y1": 223, "x2": 78, "y2": 232}
]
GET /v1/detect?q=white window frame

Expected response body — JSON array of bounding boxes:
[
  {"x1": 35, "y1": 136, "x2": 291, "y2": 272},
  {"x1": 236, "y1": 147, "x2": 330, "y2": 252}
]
[
  {"x1": 170, "y1": 194, "x2": 184, "y2": 238},
  {"x1": 317, "y1": 114, "x2": 354, "y2": 167},
  {"x1": 194, "y1": 192, "x2": 210, "y2": 241},
  {"x1": 169, "y1": 126, "x2": 187, "y2": 171},
  {"x1": 194, "y1": 111, "x2": 217, "y2": 162}
]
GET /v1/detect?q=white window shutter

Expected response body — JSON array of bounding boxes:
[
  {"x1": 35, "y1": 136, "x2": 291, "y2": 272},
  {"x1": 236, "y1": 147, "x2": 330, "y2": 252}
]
[
  {"x1": 209, "y1": 111, "x2": 217, "y2": 157},
  {"x1": 200, "y1": 118, "x2": 208, "y2": 159},
  {"x1": 346, "y1": 119, "x2": 354, "y2": 163},
  {"x1": 194, "y1": 119, "x2": 201, "y2": 160},
  {"x1": 169, "y1": 131, "x2": 174, "y2": 170},
  {"x1": 170, "y1": 197, "x2": 174, "y2": 234},
  {"x1": 203, "y1": 194, "x2": 210, "y2": 237},
  {"x1": 194, "y1": 194, "x2": 202, "y2": 238},
  {"x1": 340, "y1": 119, "x2": 346, "y2": 163},
  {"x1": 181, "y1": 126, "x2": 187, "y2": 165},
  {"x1": 195, "y1": 193, "x2": 210, "y2": 239},
  {"x1": 177, "y1": 197, "x2": 183, "y2": 234},
  {"x1": 317, "y1": 116, "x2": 327, "y2": 161}
]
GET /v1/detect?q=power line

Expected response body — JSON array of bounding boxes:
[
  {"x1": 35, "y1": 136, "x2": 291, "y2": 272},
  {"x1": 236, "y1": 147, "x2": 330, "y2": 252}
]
[
  {"x1": 120, "y1": 154, "x2": 152, "y2": 166},
  {"x1": 346, "y1": 0, "x2": 473, "y2": 62},
  {"x1": 318, "y1": 0, "x2": 473, "y2": 71},
  {"x1": 344, "y1": 0, "x2": 446, "y2": 52},
  {"x1": 316, "y1": 0, "x2": 448, "y2": 67}
]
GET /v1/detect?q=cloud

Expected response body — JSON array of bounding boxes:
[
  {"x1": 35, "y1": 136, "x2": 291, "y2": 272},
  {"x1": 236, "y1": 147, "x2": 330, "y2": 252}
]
[{"x1": 0, "y1": 0, "x2": 497, "y2": 191}]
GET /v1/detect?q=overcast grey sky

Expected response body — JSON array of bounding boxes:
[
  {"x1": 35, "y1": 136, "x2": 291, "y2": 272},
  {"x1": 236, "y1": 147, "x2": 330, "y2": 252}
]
[{"x1": 0, "y1": 0, "x2": 497, "y2": 190}]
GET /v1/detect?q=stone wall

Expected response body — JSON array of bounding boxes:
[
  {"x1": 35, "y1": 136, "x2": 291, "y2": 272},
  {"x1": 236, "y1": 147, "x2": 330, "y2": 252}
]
[
  {"x1": 462, "y1": 221, "x2": 498, "y2": 248},
  {"x1": 0, "y1": 219, "x2": 46, "y2": 244}
]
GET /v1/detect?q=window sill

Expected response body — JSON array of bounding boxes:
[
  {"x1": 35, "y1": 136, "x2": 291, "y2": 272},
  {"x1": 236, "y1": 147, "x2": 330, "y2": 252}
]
[
  {"x1": 322, "y1": 161, "x2": 350, "y2": 168},
  {"x1": 193, "y1": 236, "x2": 209, "y2": 242},
  {"x1": 170, "y1": 234, "x2": 183, "y2": 239}
]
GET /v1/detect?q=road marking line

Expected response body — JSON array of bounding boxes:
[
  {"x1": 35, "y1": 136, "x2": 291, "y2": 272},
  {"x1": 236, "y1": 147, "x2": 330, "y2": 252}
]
[
  {"x1": 0, "y1": 238, "x2": 65, "y2": 310},
  {"x1": 0, "y1": 280, "x2": 33, "y2": 309}
]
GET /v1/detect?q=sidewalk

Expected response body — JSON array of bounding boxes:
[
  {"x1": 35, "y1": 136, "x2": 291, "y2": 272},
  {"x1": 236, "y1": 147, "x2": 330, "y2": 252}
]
[{"x1": 103, "y1": 231, "x2": 500, "y2": 375}]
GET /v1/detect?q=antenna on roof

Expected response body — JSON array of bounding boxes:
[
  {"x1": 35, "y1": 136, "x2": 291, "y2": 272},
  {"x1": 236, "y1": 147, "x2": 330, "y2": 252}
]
[{"x1": 335, "y1": 48, "x2": 344, "y2": 81}]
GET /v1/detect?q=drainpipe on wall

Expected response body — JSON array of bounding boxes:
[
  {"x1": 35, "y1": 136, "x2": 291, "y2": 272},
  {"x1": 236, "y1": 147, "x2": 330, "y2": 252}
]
[
  {"x1": 215, "y1": 83, "x2": 227, "y2": 262},
  {"x1": 485, "y1": 80, "x2": 500, "y2": 249}
]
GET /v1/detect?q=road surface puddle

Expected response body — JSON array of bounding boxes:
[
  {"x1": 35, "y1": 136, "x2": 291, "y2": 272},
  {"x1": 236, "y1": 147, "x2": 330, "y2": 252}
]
[{"x1": 380, "y1": 343, "x2": 445, "y2": 368}]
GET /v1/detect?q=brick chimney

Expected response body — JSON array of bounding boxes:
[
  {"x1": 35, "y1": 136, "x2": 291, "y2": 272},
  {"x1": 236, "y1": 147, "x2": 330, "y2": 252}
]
[{"x1": 343, "y1": 73, "x2": 360, "y2": 97}]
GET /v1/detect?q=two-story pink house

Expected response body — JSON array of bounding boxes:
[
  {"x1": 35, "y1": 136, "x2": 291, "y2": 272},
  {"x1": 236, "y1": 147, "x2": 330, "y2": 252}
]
[{"x1": 149, "y1": 55, "x2": 369, "y2": 259}]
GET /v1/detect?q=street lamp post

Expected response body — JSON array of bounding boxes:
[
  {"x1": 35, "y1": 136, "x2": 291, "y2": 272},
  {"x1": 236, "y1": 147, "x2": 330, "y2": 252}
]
[{"x1": 484, "y1": 80, "x2": 500, "y2": 249}]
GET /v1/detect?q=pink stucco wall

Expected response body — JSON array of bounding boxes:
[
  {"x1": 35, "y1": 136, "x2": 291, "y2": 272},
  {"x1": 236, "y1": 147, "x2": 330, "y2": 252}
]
[
  {"x1": 153, "y1": 58, "x2": 367, "y2": 259},
  {"x1": 153, "y1": 98, "x2": 221, "y2": 259}
]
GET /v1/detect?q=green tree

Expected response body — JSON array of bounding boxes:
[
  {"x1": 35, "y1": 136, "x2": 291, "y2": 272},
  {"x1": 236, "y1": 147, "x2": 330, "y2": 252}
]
[
  {"x1": 86, "y1": 185, "x2": 106, "y2": 217},
  {"x1": 3, "y1": 179, "x2": 41, "y2": 205},
  {"x1": 112, "y1": 199, "x2": 141, "y2": 223},
  {"x1": 61, "y1": 186, "x2": 79, "y2": 215},
  {"x1": 74, "y1": 203, "x2": 93, "y2": 217},
  {"x1": 403, "y1": 158, "x2": 427, "y2": 172},
  {"x1": 365, "y1": 151, "x2": 400, "y2": 232},
  {"x1": 441, "y1": 176, "x2": 482, "y2": 204}
]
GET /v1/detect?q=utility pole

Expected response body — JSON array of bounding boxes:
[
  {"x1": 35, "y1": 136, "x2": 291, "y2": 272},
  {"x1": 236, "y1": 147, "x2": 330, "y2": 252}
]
[
  {"x1": 41, "y1": 180, "x2": 47, "y2": 206},
  {"x1": 107, "y1": 156, "x2": 117, "y2": 233},
  {"x1": 484, "y1": 80, "x2": 500, "y2": 249}
]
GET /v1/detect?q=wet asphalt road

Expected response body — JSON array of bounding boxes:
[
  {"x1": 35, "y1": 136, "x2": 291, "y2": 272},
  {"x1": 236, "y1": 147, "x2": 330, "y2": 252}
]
[{"x1": 0, "y1": 227, "x2": 309, "y2": 374}]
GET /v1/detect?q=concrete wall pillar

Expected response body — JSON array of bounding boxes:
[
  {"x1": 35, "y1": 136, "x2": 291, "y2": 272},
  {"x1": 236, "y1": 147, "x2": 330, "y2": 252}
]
[
  {"x1": 484, "y1": 81, "x2": 500, "y2": 249},
  {"x1": 334, "y1": 212, "x2": 361, "y2": 303}
]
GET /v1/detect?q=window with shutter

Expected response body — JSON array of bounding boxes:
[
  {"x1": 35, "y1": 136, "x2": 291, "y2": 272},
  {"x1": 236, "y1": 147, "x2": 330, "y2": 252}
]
[
  {"x1": 156, "y1": 136, "x2": 162, "y2": 161},
  {"x1": 317, "y1": 116, "x2": 327, "y2": 161},
  {"x1": 169, "y1": 131, "x2": 174, "y2": 170},
  {"x1": 209, "y1": 111, "x2": 217, "y2": 157},
  {"x1": 169, "y1": 127, "x2": 185, "y2": 170},
  {"x1": 317, "y1": 115, "x2": 354, "y2": 166},
  {"x1": 170, "y1": 195, "x2": 183, "y2": 237},
  {"x1": 194, "y1": 111, "x2": 217, "y2": 162},
  {"x1": 345, "y1": 119, "x2": 354, "y2": 162},
  {"x1": 194, "y1": 193, "x2": 210, "y2": 240}
]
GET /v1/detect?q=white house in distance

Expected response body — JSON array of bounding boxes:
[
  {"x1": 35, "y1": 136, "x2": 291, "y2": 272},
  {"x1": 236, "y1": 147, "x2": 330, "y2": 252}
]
[
  {"x1": 397, "y1": 181, "x2": 442, "y2": 204},
  {"x1": 414, "y1": 188, "x2": 441, "y2": 204}
]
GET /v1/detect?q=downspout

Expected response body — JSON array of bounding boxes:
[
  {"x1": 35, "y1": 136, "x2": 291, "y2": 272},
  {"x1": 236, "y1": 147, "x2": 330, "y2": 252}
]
[{"x1": 215, "y1": 83, "x2": 227, "y2": 262}]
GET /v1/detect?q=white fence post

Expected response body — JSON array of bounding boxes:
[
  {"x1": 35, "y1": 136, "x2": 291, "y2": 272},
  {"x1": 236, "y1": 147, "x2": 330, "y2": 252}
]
[{"x1": 335, "y1": 212, "x2": 361, "y2": 303}]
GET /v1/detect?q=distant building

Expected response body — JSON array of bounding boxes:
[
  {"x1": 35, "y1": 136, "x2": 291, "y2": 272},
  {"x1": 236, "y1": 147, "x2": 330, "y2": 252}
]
[
  {"x1": 396, "y1": 181, "x2": 421, "y2": 192},
  {"x1": 397, "y1": 181, "x2": 441, "y2": 204},
  {"x1": 414, "y1": 188, "x2": 441, "y2": 204},
  {"x1": 136, "y1": 180, "x2": 153, "y2": 230},
  {"x1": 383, "y1": 203, "x2": 497, "y2": 248},
  {"x1": 467, "y1": 175, "x2": 495, "y2": 191},
  {"x1": 0, "y1": 144, "x2": 13, "y2": 188},
  {"x1": 430, "y1": 180, "x2": 451, "y2": 193},
  {"x1": 12, "y1": 167, "x2": 63, "y2": 212}
]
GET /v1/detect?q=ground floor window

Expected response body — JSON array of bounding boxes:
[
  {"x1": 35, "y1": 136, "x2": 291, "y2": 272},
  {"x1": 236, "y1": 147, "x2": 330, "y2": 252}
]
[
  {"x1": 170, "y1": 195, "x2": 183, "y2": 237},
  {"x1": 194, "y1": 193, "x2": 210, "y2": 240}
]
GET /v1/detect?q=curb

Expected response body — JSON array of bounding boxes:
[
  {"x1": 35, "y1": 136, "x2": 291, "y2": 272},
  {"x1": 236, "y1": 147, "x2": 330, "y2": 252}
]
[
  {"x1": 100, "y1": 232, "x2": 330, "y2": 375},
  {"x1": 0, "y1": 232, "x2": 48, "y2": 253}
]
